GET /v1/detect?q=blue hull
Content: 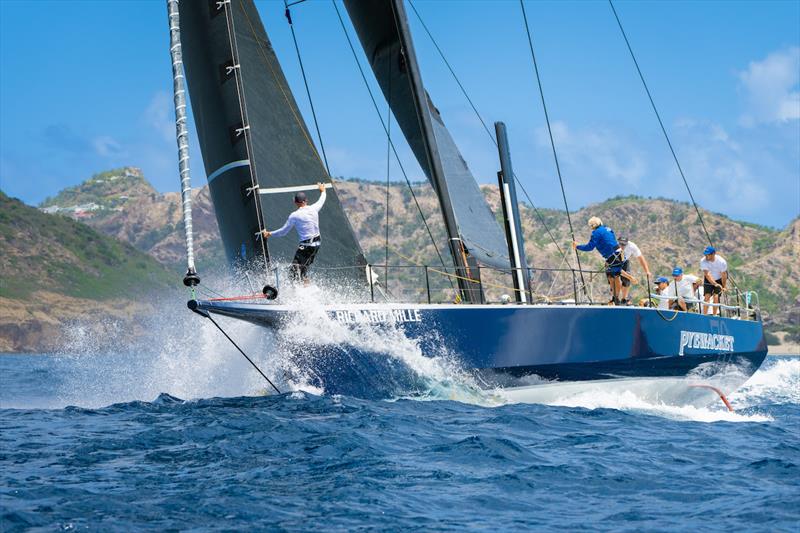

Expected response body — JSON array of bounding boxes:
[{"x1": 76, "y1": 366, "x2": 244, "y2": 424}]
[{"x1": 193, "y1": 301, "x2": 767, "y2": 397}]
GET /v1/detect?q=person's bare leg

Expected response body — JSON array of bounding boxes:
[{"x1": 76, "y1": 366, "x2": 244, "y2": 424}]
[
  {"x1": 703, "y1": 294, "x2": 711, "y2": 315},
  {"x1": 619, "y1": 271, "x2": 637, "y2": 302}
]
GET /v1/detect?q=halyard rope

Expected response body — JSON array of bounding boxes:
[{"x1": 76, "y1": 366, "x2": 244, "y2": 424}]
[{"x1": 519, "y1": 0, "x2": 591, "y2": 303}]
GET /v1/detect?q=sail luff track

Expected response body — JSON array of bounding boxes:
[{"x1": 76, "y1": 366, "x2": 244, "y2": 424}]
[{"x1": 220, "y1": 0, "x2": 270, "y2": 270}]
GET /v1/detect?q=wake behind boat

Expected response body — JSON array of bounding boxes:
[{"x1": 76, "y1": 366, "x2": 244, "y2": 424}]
[{"x1": 165, "y1": 0, "x2": 767, "y2": 404}]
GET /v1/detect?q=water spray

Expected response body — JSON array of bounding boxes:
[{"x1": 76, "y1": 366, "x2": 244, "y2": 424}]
[{"x1": 188, "y1": 301, "x2": 281, "y2": 395}]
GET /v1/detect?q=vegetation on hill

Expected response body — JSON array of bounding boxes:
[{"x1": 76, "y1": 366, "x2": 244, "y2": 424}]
[
  {"x1": 38, "y1": 167, "x2": 225, "y2": 269},
  {"x1": 0, "y1": 190, "x2": 175, "y2": 300},
  {"x1": 40, "y1": 167, "x2": 155, "y2": 210}
]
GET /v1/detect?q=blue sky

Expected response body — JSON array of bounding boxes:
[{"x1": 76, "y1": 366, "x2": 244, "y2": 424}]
[{"x1": 1, "y1": 0, "x2": 798, "y2": 228}]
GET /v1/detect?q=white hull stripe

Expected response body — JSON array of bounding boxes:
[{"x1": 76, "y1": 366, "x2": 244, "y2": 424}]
[{"x1": 207, "y1": 159, "x2": 250, "y2": 183}]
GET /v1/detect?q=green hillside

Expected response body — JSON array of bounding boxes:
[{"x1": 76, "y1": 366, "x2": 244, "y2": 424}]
[{"x1": 0, "y1": 190, "x2": 176, "y2": 300}]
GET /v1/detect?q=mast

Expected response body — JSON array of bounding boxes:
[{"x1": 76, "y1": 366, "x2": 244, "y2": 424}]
[
  {"x1": 495, "y1": 122, "x2": 530, "y2": 303},
  {"x1": 388, "y1": 0, "x2": 479, "y2": 303}
]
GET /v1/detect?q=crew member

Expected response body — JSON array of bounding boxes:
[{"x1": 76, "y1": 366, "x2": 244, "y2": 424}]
[
  {"x1": 665, "y1": 267, "x2": 695, "y2": 312},
  {"x1": 653, "y1": 276, "x2": 669, "y2": 309},
  {"x1": 700, "y1": 246, "x2": 727, "y2": 315},
  {"x1": 573, "y1": 216, "x2": 624, "y2": 305},
  {"x1": 262, "y1": 183, "x2": 326, "y2": 285},
  {"x1": 618, "y1": 237, "x2": 651, "y2": 306},
  {"x1": 686, "y1": 274, "x2": 702, "y2": 302}
]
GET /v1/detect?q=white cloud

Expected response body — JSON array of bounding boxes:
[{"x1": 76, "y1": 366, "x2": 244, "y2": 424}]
[
  {"x1": 92, "y1": 136, "x2": 125, "y2": 157},
  {"x1": 738, "y1": 46, "x2": 800, "y2": 126},
  {"x1": 535, "y1": 121, "x2": 647, "y2": 188},
  {"x1": 144, "y1": 91, "x2": 175, "y2": 143},
  {"x1": 673, "y1": 119, "x2": 769, "y2": 214}
]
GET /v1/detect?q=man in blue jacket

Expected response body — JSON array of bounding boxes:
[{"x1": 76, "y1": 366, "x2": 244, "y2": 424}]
[{"x1": 572, "y1": 216, "x2": 625, "y2": 305}]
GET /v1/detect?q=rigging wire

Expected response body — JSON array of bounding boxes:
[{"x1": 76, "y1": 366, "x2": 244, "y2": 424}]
[
  {"x1": 518, "y1": 0, "x2": 591, "y2": 302},
  {"x1": 407, "y1": 0, "x2": 492, "y2": 144},
  {"x1": 191, "y1": 307, "x2": 281, "y2": 394},
  {"x1": 330, "y1": 0, "x2": 453, "y2": 282},
  {"x1": 221, "y1": 0, "x2": 271, "y2": 274},
  {"x1": 608, "y1": 0, "x2": 741, "y2": 298},
  {"x1": 384, "y1": 57, "x2": 393, "y2": 287},
  {"x1": 608, "y1": 0, "x2": 714, "y2": 249},
  {"x1": 283, "y1": 1, "x2": 332, "y2": 176},
  {"x1": 406, "y1": 0, "x2": 573, "y2": 267}
]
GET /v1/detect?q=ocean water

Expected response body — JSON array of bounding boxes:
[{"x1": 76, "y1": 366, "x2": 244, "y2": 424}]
[{"x1": 1, "y1": 310, "x2": 798, "y2": 531}]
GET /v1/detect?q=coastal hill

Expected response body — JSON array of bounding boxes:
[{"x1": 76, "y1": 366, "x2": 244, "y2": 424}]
[
  {"x1": 1, "y1": 167, "x2": 797, "y2": 351},
  {"x1": 0, "y1": 189, "x2": 177, "y2": 352},
  {"x1": 41, "y1": 167, "x2": 224, "y2": 269}
]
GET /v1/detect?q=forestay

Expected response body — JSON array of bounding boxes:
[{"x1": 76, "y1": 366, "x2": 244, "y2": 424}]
[
  {"x1": 344, "y1": 0, "x2": 511, "y2": 270},
  {"x1": 178, "y1": 0, "x2": 364, "y2": 271}
]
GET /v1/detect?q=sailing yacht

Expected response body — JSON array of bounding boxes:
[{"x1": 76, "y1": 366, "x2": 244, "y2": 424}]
[{"x1": 167, "y1": 0, "x2": 767, "y2": 400}]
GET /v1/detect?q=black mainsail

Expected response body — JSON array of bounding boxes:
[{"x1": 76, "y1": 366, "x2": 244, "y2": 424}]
[
  {"x1": 343, "y1": 0, "x2": 511, "y2": 277},
  {"x1": 178, "y1": 0, "x2": 364, "y2": 271}
]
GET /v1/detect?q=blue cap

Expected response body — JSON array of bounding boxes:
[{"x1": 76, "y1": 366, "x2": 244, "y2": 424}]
[
  {"x1": 655, "y1": 276, "x2": 668, "y2": 284},
  {"x1": 704, "y1": 246, "x2": 715, "y2": 255},
  {"x1": 672, "y1": 267, "x2": 683, "y2": 277}
]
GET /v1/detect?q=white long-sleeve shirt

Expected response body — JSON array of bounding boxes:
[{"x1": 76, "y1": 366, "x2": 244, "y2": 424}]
[{"x1": 269, "y1": 191, "x2": 326, "y2": 242}]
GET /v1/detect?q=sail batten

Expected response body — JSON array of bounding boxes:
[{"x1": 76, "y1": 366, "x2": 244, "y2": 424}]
[{"x1": 207, "y1": 159, "x2": 251, "y2": 183}]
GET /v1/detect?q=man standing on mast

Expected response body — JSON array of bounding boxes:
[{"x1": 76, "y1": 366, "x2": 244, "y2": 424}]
[
  {"x1": 262, "y1": 183, "x2": 326, "y2": 285},
  {"x1": 573, "y1": 216, "x2": 625, "y2": 305}
]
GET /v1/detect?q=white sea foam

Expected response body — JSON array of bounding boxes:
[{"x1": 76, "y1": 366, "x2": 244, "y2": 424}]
[
  {"x1": 272, "y1": 283, "x2": 493, "y2": 402},
  {"x1": 52, "y1": 273, "x2": 477, "y2": 406},
  {"x1": 491, "y1": 356, "x2": 788, "y2": 423},
  {"x1": 505, "y1": 382, "x2": 774, "y2": 423},
  {"x1": 729, "y1": 356, "x2": 800, "y2": 407},
  {"x1": 54, "y1": 275, "x2": 277, "y2": 407}
]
